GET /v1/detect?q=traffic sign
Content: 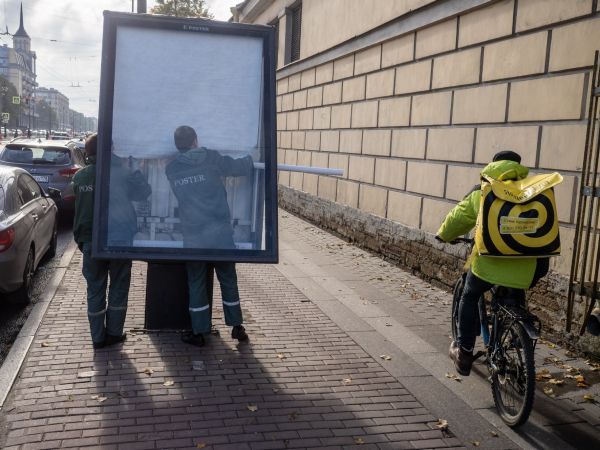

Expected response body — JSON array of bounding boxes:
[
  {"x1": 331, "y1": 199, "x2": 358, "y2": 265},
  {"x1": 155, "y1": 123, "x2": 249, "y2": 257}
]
[
  {"x1": 12, "y1": 96, "x2": 20, "y2": 104},
  {"x1": 1, "y1": 112, "x2": 9, "y2": 123}
]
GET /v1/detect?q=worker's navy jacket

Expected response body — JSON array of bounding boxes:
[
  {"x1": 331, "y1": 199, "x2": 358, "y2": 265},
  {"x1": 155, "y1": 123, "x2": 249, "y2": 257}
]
[{"x1": 165, "y1": 147, "x2": 253, "y2": 249}]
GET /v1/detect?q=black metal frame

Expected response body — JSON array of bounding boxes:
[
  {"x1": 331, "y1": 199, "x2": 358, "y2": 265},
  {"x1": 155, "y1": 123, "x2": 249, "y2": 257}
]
[
  {"x1": 93, "y1": 11, "x2": 278, "y2": 263},
  {"x1": 567, "y1": 51, "x2": 600, "y2": 333}
]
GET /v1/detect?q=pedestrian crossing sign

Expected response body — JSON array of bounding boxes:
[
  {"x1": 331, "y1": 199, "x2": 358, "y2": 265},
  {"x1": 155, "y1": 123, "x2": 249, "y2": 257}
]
[
  {"x1": 1, "y1": 112, "x2": 8, "y2": 123},
  {"x1": 12, "y1": 96, "x2": 20, "y2": 104}
]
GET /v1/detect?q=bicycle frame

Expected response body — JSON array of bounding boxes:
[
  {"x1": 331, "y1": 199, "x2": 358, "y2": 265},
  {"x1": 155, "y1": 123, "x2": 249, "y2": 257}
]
[{"x1": 479, "y1": 290, "x2": 542, "y2": 368}]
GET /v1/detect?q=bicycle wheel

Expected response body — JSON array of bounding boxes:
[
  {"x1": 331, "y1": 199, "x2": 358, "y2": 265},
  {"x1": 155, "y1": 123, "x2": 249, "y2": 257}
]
[
  {"x1": 451, "y1": 276, "x2": 463, "y2": 340},
  {"x1": 491, "y1": 321, "x2": 535, "y2": 427}
]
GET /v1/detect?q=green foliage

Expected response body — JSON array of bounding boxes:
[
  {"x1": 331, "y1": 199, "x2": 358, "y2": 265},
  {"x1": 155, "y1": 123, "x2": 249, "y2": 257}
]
[
  {"x1": 0, "y1": 76, "x2": 19, "y2": 127},
  {"x1": 150, "y1": 0, "x2": 213, "y2": 18}
]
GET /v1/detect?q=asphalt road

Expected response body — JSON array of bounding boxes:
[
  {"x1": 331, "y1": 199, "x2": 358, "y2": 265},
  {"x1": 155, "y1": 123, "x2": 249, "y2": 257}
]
[{"x1": 0, "y1": 218, "x2": 73, "y2": 367}]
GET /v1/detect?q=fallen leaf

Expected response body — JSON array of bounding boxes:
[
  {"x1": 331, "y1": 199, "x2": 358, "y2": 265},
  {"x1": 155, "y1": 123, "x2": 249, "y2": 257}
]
[
  {"x1": 247, "y1": 404, "x2": 258, "y2": 412},
  {"x1": 436, "y1": 419, "x2": 449, "y2": 431},
  {"x1": 40, "y1": 341, "x2": 50, "y2": 347},
  {"x1": 91, "y1": 395, "x2": 107, "y2": 402},
  {"x1": 143, "y1": 368, "x2": 154, "y2": 376},
  {"x1": 548, "y1": 378, "x2": 565, "y2": 385},
  {"x1": 490, "y1": 430, "x2": 498, "y2": 437},
  {"x1": 575, "y1": 375, "x2": 586, "y2": 383},
  {"x1": 354, "y1": 437, "x2": 365, "y2": 444},
  {"x1": 583, "y1": 394, "x2": 595, "y2": 402},
  {"x1": 288, "y1": 411, "x2": 298, "y2": 421},
  {"x1": 577, "y1": 382, "x2": 588, "y2": 388},
  {"x1": 472, "y1": 441, "x2": 480, "y2": 447},
  {"x1": 163, "y1": 380, "x2": 174, "y2": 387},
  {"x1": 445, "y1": 373, "x2": 462, "y2": 382},
  {"x1": 67, "y1": 395, "x2": 74, "y2": 401},
  {"x1": 342, "y1": 378, "x2": 352, "y2": 384},
  {"x1": 277, "y1": 353, "x2": 286, "y2": 359},
  {"x1": 196, "y1": 443, "x2": 207, "y2": 449},
  {"x1": 380, "y1": 355, "x2": 392, "y2": 361},
  {"x1": 543, "y1": 387, "x2": 555, "y2": 397}
]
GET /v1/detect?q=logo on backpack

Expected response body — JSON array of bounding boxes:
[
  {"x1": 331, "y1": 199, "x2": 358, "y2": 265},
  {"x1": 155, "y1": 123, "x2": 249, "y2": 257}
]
[{"x1": 475, "y1": 172, "x2": 563, "y2": 257}]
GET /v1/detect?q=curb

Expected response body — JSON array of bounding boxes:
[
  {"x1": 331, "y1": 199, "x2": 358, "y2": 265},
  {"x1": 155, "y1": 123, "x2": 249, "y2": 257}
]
[{"x1": 0, "y1": 240, "x2": 78, "y2": 410}]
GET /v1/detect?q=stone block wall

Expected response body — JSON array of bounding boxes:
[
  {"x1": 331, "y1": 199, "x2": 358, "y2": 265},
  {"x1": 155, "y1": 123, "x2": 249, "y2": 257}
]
[{"x1": 272, "y1": 0, "x2": 600, "y2": 345}]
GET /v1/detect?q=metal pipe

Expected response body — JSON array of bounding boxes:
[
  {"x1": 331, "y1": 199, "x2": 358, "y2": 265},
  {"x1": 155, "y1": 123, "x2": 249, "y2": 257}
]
[
  {"x1": 254, "y1": 162, "x2": 343, "y2": 176},
  {"x1": 568, "y1": 51, "x2": 599, "y2": 331}
]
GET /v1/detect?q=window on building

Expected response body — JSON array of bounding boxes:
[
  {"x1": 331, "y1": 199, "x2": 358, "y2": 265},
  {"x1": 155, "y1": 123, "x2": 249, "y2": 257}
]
[{"x1": 285, "y1": 2, "x2": 302, "y2": 64}]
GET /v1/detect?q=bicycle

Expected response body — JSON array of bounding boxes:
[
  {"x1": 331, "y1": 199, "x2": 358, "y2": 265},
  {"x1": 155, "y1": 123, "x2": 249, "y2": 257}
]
[{"x1": 450, "y1": 237, "x2": 542, "y2": 427}]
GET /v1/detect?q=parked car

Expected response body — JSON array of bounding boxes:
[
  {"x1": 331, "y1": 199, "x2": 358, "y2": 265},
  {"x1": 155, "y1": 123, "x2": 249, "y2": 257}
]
[
  {"x1": 0, "y1": 138, "x2": 86, "y2": 214},
  {"x1": 0, "y1": 166, "x2": 60, "y2": 302},
  {"x1": 49, "y1": 131, "x2": 70, "y2": 140}
]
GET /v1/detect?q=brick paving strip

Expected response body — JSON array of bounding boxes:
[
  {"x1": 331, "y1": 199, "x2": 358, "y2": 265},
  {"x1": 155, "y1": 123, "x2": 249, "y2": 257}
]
[{"x1": 0, "y1": 210, "x2": 597, "y2": 449}]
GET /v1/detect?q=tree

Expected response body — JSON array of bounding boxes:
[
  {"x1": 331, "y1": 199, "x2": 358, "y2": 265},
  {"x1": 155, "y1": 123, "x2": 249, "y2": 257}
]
[
  {"x1": 0, "y1": 76, "x2": 19, "y2": 128},
  {"x1": 150, "y1": 0, "x2": 213, "y2": 18}
]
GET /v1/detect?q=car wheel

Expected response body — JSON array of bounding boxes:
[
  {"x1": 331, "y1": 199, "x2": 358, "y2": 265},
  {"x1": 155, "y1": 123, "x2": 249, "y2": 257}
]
[
  {"x1": 9, "y1": 247, "x2": 34, "y2": 304},
  {"x1": 46, "y1": 221, "x2": 58, "y2": 259}
]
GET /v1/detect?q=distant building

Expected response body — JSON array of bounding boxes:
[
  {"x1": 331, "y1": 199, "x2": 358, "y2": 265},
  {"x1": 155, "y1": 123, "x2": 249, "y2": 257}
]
[
  {"x1": 36, "y1": 87, "x2": 69, "y2": 131},
  {"x1": 0, "y1": 3, "x2": 36, "y2": 129}
]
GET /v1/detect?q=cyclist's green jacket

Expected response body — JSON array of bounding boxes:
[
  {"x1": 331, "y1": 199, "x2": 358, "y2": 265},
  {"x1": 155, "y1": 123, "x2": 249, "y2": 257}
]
[{"x1": 437, "y1": 160, "x2": 537, "y2": 289}]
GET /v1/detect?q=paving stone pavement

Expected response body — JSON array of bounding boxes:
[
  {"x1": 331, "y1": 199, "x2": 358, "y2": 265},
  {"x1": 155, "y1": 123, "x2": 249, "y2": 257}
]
[
  {"x1": 0, "y1": 220, "x2": 467, "y2": 450},
  {"x1": 278, "y1": 211, "x2": 600, "y2": 448},
  {"x1": 0, "y1": 210, "x2": 599, "y2": 449}
]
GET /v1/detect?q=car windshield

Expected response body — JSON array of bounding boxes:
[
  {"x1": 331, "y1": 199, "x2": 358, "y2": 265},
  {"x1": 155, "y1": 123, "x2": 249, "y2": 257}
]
[{"x1": 1, "y1": 145, "x2": 71, "y2": 165}]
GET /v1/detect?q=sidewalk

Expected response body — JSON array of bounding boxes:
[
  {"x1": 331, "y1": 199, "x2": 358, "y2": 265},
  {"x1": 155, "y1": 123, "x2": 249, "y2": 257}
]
[{"x1": 0, "y1": 211, "x2": 599, "y2": 449}]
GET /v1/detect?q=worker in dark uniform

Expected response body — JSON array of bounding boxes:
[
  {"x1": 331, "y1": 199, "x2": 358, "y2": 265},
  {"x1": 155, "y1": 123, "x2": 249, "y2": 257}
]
[
  {"x1": 166, "y1": 125, "x2": 252, "y2": 347},
  {"x1": 73, "y1": 133, "x2": 151, "y2": 349},
  {"x1": 107, "y1": 154, "x2": 152, "y2": 246}
]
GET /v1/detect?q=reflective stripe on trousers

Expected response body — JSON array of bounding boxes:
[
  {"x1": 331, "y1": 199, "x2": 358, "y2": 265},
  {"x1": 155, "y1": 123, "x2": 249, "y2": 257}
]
[
  {"x1": 81, "y1": 242, "x2": 131, "y2": 344},
  {"x1": 186, "y1": 261, "x2": 243, "y2": 334}
]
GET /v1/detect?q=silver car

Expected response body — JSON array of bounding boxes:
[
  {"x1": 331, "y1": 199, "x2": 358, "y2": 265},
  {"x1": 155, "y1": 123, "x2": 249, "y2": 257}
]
[
  {"x1": 0, "y1": 166, "x2": 59, "y2": 302},
  {"x1": 0, "y1": 139, "x2": 86, "y2": 214}
]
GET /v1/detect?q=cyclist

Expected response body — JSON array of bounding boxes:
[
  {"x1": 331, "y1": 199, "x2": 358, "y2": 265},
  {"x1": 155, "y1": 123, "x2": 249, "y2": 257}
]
[{"x1": 436, "y1": 151, "x2": 549, "y2": 376}]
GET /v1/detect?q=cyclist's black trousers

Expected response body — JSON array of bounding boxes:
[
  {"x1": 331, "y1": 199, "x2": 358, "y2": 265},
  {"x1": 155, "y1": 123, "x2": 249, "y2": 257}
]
[{"x1": 458, "y1": 270, "x2": 494, "y2": 351}]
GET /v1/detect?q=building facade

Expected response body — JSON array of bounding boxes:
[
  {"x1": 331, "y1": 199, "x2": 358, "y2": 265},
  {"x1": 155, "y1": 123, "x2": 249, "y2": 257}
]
[
  {"x1": 36, "y1": 87, "x2": 70, "y2": 131},
  {"x1": 232, "y1": 0, "x2": 600, "y2": 342},
  {"x1": 0, "y1": 4, "x2": 36, "y2": 129}
]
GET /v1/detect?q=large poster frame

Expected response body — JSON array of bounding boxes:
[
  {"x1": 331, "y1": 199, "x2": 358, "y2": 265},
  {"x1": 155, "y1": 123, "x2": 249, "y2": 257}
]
[{"x1": 93, "y1": 11, "x2": 278, "y2": 263}]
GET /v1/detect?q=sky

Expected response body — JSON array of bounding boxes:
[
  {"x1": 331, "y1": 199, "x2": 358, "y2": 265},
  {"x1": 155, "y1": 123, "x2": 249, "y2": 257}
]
[{"x1": 0, "y1": 0, "x2": 237, "y2": 119}]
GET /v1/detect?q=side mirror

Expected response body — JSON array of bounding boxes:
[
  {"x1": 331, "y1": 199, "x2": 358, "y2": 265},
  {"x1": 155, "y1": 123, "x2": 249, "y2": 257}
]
[{"x1": 46, "y1": 187, "x2": 62, "y2": 202}]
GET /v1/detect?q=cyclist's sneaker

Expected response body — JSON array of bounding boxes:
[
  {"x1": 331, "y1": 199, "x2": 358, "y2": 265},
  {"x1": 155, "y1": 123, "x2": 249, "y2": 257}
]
[
  {"x1": 181, "y1": 332, "x2": 206, "y2": 347},
  {"x1": 232, "y1": 325, "x2": 248, "y2": 342},
  {"x1": 449, "y1": 341, "x2": 476, "y2": 376}
]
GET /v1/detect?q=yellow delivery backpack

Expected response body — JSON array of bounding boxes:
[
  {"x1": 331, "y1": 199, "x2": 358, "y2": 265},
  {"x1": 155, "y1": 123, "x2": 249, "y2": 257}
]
[{"x1": 474, "y1": 172, "x2": 563, "y2": 257}]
